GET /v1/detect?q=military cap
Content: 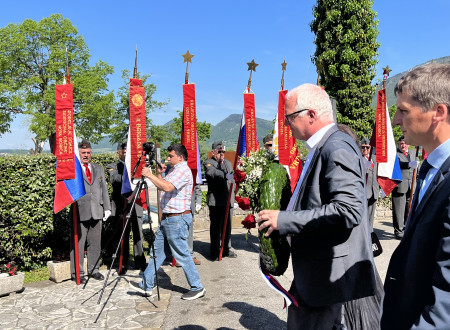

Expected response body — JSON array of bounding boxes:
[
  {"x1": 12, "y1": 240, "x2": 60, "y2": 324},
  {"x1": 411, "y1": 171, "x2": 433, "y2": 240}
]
[
  {"x1": 360, "y1": 138, "x2": 370, "y2": 145},
  {"x1": 78, "y1": 139, "x2": 91, "y2": 149},
  {"x1": 263, "y1": 134, "x2": 273, "y2": 144},
  {"x1": 212, "y1": 141, "x2": 224, "y2": 150}
]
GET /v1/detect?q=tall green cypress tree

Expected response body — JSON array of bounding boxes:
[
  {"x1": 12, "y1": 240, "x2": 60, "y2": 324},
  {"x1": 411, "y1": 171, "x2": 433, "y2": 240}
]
[{"x1": 310, "y1": 0, "x2": 380, "y2": 138}]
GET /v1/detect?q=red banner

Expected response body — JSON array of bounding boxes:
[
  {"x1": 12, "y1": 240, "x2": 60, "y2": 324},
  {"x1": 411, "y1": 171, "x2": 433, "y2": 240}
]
[
  {"x1": 244, "y1": 93, "x2": 258, "y2": 156},
  {"x1": 277, "y1": 90, "x2": 290, "y2": 165},
  {"x1": 376, "y1": 89, "x2": 388, "y2": 163},
  {"x1": 277, "y1": 90, "x2": 302, "y2": 192},
  {"x1": 129, "y1": 79, "x2": 146, "y2": 178},
  {"x1": 55, "y1": 84, "x2": 75, "y2": 180},
  {"x1": 182, "y1": 84, "x2": 198, "y2": 171}
]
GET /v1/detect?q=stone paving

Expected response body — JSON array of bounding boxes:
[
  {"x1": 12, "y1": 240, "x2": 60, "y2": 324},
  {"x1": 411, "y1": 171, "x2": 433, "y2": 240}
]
[
  {"x1": 0, "y1": 266, "x2": 175, "y2": 329},
  {"x1": 0, "y1": 205, "x2": 399, "y2": 329}
]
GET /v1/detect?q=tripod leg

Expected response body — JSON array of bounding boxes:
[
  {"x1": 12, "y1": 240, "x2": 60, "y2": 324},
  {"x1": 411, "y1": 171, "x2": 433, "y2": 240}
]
[
  {"x1": 97, "y1": 179, "x2": 143, "y2": 304},
  {"x1": 143, "y1": 180, "x2": 160, "y2": 301}
]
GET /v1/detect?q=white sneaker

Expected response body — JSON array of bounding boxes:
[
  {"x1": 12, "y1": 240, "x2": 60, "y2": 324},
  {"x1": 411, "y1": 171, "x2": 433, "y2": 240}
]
[
  {"x1": 181, "y1": 288, "x2": 206, "y2": 300},
  {"x1": 128, "y1": 281, "x2": 152, "y2": 296}
]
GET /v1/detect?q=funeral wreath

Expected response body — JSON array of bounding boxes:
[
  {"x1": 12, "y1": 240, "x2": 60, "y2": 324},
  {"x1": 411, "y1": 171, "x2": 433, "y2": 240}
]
[{"x1": 234, "y1": 149, "x2": 291, "y2": 276}]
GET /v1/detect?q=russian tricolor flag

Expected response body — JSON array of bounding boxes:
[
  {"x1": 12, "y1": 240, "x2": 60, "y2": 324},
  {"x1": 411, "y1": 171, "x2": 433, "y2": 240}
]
[
  {"x1": 53, "y1": 130, "x2": 86, "y2": 213},
  {"x1": 374, "y1": 89, "x2": 402, "y2": 195}
]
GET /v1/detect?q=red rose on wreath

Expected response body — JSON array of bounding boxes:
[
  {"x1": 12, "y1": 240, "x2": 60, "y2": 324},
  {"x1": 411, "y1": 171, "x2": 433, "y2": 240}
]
[
  {"x1": 242, "y1": 214, "x2": 256, "y2": 229},
  {"x1": 235, "y1": 196, "x2": 251, "y2": 210},
  {"x1": 234, "y1": 168, "x2": 246, "y2": 184}
]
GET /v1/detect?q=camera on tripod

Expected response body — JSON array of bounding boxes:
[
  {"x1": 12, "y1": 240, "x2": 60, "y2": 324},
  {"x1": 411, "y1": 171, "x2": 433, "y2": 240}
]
[{"x1": 142, "y1": 142, "x2": 157, "y2": 167}]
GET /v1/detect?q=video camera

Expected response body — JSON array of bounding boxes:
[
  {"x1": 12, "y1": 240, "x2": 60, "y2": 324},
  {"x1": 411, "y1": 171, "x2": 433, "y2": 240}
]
[{"x1": 142, "y1": 142, "x2": 157, "y2": 166}]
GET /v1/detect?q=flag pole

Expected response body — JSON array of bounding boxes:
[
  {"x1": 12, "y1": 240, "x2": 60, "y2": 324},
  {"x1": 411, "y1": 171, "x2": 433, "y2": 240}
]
[
  {"x1": 219, "y1": 59, "x2": 258, "y2": 260},
  {"x1": 175, "y1": 50, "x2": 196, "y2": 267},
  {"x1": 65, "y1": 47, "x2": 80, "y2": 285},
  {"x1": 118, "y1": 47, "x2": 139, "y2": 275},
  {"x1": 281, "y1": 60, "x2": 287, "y2": 91},
  {"x1": 182, "y1": 50, "x2": 194, "y2": 85}
]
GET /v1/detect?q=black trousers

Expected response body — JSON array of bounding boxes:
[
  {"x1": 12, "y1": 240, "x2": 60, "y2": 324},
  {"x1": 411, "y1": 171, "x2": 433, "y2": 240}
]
[
  {"x1": 208, "y1": 206, "x2": 232, "y2": 258},
  {"x1": 70, "y1": 218, "x2": 102, "y2": 277},
  {"x1": 392, "y1": 188, "x2": 411, "y2": 235}
]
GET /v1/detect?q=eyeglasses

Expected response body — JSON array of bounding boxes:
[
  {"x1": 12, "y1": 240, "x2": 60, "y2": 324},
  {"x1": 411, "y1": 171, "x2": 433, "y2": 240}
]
[
  {"x1": 284, "y1": 109, "x2": 309, "y2": 122},
  {"x1": 360, "y1": 146, "x2": 370, "y2": 150},
  {"x1": 217, "y1": 150, "x2": 225, "y2": 154},
  {"x1": 265, "y1": 144, "x2": 272, "y2": 147}
]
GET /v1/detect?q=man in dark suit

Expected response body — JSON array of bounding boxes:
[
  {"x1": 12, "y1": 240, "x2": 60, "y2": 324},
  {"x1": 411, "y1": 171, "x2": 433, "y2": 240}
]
[
  {"x1": 360, "y1": 137, "x2": 380, "y2": 230},
  {"x1": 204, "y1": 141, "x2": 237, "y2": 260},
  {"x1": 258, "y1": 83, "x2": 376, "y2": 329},
  {"x1": 70, "y1": 139, "x2": 111, "y2": 283},
  {"x1": 106, "y1": 142, "x2": 146, "y2": 273},
  {"x1": 391, "y1": 136, "x2": 418, "y2": 239},
  {"x1": 381, "y1": 63, "x2": 450, "y2": 329}
]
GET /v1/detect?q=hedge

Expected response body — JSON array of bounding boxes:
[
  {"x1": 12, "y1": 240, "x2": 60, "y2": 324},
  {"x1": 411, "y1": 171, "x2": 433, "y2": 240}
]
[{"x1": 0, "y1": 153, "x2": 117, "y2": 270}]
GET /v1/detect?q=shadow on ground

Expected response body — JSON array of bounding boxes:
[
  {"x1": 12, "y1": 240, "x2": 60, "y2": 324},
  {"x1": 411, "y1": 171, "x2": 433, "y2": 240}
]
[{"x1": 223, "y1": 301, "x2": 286, "y2": 329}]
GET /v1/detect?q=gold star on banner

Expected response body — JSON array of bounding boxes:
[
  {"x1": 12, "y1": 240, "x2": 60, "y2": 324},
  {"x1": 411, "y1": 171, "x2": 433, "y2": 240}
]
[
  {"x1": 61, "y1": 93, "x2": 67, "y2": 99},
  {"x1": 247, "y1": 59, "x2": 258, "y2": 72},
  {"x1": 182, "y1": 50, "x2": 194, "y2": 64},
  {"x1": 383, "y1": 65, "x2": 392, "y2": 76},
  {"x1": 281, "y1": 60, "x2": 287, "y2": 71}
]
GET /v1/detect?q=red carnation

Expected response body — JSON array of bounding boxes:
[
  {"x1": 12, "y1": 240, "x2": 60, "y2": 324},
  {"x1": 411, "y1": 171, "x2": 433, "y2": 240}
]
[
  {"x1": 234, "y1": 169, "x2": 246, "y2": 184},
  {"x1": 242, "y1": 214, "x2": 256, "y2": 229},
  {"x1": 235, "y1": 196, "x2": 251, "y2": 210}
]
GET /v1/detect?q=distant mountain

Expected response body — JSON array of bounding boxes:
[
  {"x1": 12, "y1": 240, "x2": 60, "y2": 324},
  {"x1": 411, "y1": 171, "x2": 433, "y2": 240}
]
[
  {"x1": 372, "y1": 55, "x2": 450, "y2": 107},
  {"x1": 160, "y1": 114, "x2": 273, "y2": 150},
  {"x1": 206, "y1": 114, "x2": 274, "y2": 149}
]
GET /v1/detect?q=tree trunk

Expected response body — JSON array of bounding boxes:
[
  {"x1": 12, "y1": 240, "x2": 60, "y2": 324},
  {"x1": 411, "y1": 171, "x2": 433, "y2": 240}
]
[{"x1": 30, "y1": 137, "x2": 45, "y2": 154}]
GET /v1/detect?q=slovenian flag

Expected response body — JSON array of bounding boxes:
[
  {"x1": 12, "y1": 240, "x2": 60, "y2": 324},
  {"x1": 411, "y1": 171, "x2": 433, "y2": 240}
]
[
  {"x1": 237, "y1": 110, "x2": 248, "y2": 157},
  {"x1": 121, "y1": 130, "x2": 136, "y2": 197},
  {"x1": 374, "y1": 89, "x2": 402, "y2": 195},
  {"x1": 53, "y1": 130, "x2": 86, "y2": 213},
  {"x1": 120, "y1": 130, "x2": 151, "y2": 209}
]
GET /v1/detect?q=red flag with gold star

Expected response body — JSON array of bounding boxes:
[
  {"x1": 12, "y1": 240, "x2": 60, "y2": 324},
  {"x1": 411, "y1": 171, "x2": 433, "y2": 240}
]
[{"x1": 54, "y1": 84, "x2": 75, "y2": 180}]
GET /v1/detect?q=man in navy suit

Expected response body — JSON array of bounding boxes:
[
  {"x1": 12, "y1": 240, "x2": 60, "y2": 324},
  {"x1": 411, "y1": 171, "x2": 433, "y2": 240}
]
[
  {"x1": 391, "y1": 136, "x2": 418, "y2": 239},
  {"x1": 381, "y1": 63, "x2": 450, "y2": 329},
  {"x1": 258, "y1": 83, "x2": 375, "y2": 329}
]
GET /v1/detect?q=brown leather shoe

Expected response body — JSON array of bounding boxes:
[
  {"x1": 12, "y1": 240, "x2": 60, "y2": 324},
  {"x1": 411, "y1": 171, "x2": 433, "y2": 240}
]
[{"x1": 175, "y1": 257, "x2": 201, "y2": 267}]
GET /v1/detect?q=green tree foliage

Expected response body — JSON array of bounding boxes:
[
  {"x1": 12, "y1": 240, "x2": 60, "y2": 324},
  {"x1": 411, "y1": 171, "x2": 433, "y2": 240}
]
[
  {"x1": 168, "y1": 110, "x2": 212, "y2": 144},
  {"x1": 109, "y1": 69, "x2": 168, "y2": 144},
  {"x1": 0, "y1": 153, "x2": 116, "y2": 270},
  {"x1": 164, "y1": 110, "x2": 212, "y2": 162},
  {"x1": 310, "y1": 0, "x2": 380, "y2": 138},
  {"x1": 389, "y1": 104, "x2": 403, "y2": 142},
  {"x1": 0, "y1": 14, "x2": 115, "y2": 153}
]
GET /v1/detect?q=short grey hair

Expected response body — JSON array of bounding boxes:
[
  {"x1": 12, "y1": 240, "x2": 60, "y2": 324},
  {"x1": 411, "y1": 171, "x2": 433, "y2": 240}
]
[
  {"x1": 285, "y1": 83, "x2": 334, "y2": 122},
  {"x1": 394, "y1": 63, "x2": 450, "y2": 112}
]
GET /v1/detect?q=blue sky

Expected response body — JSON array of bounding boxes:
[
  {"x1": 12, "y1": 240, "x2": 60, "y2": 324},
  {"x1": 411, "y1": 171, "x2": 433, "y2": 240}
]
[{"x1": 1, "y1": 0, "x2": 449, "y2": 150}]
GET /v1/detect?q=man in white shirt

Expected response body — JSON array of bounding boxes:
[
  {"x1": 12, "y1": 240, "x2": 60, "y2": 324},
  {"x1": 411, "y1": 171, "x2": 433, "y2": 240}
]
[{"x1": 258, "y1": 83, "x2": 375, "y2": 329}]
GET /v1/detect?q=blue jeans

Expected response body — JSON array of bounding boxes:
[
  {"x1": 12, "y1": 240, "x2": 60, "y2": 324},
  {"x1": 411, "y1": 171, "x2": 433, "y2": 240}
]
[{"x1": 140, "y1": 213, "x2": 203, "y2": 292}]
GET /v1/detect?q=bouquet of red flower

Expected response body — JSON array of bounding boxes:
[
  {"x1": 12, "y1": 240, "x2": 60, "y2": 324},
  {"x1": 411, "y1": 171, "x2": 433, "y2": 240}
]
[{"x1": 1, "y1": 261, "x2": 18, "y2": 276}]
